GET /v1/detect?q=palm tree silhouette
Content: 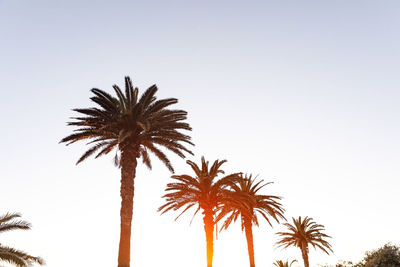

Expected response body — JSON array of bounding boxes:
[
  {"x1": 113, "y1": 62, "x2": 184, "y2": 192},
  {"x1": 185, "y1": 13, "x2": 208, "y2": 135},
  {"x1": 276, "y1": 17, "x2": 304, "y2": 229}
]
[
  {"x1": 0, "y1": 213, "x2": 44, "y2": 267},
  {"x1": 60, "y1": 77, "x2": 193, "y2": 267},
  {"x1": 218, "y1": 174, "x2": 285, "y2": 267},
  {"x1": 276, "y1": 216, "x2": 333, "y2": 267},
  {"x1": 159, "y1": 157, "x2": 239, "y2": 267},
  {"x1": 273, "y1": 259, "x2": 297, "y2": 267}
]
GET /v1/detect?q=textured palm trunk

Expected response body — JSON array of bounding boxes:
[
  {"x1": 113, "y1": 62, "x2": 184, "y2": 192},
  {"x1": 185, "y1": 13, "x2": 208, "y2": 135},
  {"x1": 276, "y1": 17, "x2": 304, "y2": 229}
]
[
  {"x1": 118, "y1": 147, "x2": 138, "y2": 267},
  {"x1": 244, "y1": 218, "x2": 255, "y2": 267},
  {"x1": 203, "y1": 210, "x2": 214, "y2": 267},
  {"x1": 301, "y1": 246, "x2": 309, "y2": 267}
]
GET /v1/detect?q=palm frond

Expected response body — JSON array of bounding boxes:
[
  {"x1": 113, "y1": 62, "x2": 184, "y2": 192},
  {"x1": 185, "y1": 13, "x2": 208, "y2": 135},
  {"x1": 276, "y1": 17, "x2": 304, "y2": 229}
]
[
  {"x1": 0, "y1": 221, "x2": 31, "y2": 233},
  {"x1": 0, "y1": 213, "x2": 22, "y2": 224},
  {"x1": 0, "y1": 245, "x2": 44, "y2": 266},
  {"x1": 138, "y1": 84, "x2": 158, "y2": 109},
  {"x1": 144, "y1": 143, "x2": 174, "y2": 172}
]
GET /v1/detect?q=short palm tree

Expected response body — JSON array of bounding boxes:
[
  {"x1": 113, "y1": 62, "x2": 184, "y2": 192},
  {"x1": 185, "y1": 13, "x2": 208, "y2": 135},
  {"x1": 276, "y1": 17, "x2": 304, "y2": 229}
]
[
  {"x1": 273, "y1": 259, "x2": 297, "y2": 267},
  {"x1": 218, "y1": 174, "x2": 285, "y2": 267},
  {"x1": 0, "y1": 213, "x2": 44, "y2": 267},
  {"x1": 276, "y1": 216, "x2": 333, "y2": 267},
  {"x1": 60, "y1": 76, "x2": 193, "y2": 267},
  {"x1": 159, "y1": 157, "x2": 239, "y2": 267}
]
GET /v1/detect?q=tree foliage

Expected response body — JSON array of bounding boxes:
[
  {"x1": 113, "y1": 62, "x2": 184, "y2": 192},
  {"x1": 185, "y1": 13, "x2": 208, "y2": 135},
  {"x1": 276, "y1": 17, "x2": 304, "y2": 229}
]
[
  {"x1": 320, "y1": 243, "x2": 400, "y2": 267},
  {"x1": 362, "y1": 243, "x2": 400, "y2": 267},
  {"x1": 0, "y1": 213, "x2": 44, "y2": 267},
  {"x1": 60, "y1": 76, "x2": 193, "y2": 170},
  {"x1": 218, "y1": 174, "x2": 285, "y2": 231},
  {"x1": 273, "y1": 259, "x2": 297, "y2": 267}
]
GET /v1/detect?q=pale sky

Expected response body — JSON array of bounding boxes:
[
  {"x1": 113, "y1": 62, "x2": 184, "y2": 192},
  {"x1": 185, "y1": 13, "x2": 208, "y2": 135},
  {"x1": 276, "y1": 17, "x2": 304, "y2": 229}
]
[{"x1": 1, "y1": 1, "x2": 400, "y2": 267}]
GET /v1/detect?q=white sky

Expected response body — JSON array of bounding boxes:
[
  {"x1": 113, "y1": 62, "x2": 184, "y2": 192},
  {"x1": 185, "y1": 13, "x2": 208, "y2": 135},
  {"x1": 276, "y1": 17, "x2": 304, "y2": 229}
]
[{"x1": 0, "y1": 1, "x2": 399, "y2": 267}]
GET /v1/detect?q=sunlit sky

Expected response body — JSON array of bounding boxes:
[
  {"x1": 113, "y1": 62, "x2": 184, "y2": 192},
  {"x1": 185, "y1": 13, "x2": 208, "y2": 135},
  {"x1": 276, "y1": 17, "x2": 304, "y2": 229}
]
[{"x1": 1, "y1": 1, "x2": 400, "y2": 266}]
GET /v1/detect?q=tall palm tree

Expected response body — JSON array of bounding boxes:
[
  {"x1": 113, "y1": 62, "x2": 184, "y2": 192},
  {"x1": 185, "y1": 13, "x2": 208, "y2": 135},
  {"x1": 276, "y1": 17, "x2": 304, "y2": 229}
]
[
  {"x1": 158, "y1": 157, "x2": 239, "y2": 267},
  {"x1": 218, "y1": 174, "x2": 285, "y2": 267},
  {"x1": 276, "y1": 216, "x2": 333, "y2": 267},
  {"x1": 0, "y1": 213, "x2": 44, "y2": 267},
  {"x1": 273, "y1": 259, "x2": 297, "y2": 267},
  {"x1": 60, "y1": 76, "x2": 193, "y2": 267}
]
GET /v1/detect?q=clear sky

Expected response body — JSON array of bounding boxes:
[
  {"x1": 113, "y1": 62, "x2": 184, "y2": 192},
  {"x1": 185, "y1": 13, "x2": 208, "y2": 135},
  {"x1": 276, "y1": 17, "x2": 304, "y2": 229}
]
[{"x1": 1, "y1": 1, "x2": 400, "y2": 266}]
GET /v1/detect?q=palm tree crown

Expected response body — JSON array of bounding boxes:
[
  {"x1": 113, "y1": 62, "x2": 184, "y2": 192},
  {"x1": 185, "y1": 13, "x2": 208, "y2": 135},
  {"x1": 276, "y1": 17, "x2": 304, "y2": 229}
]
[
  {"x1": 159, "y1": 157, "x2": 239, "y2": 267},
  {"x1": 159, "y1": 157, "x2": 238, "y2": 217},
  {"x1": 219, "y1": 174, "x2": 285, "y2": 230},
  {"x1": 276, "y1": 216, "x2": 333, "y2": 267},
  {"x1": 273, "y1": 259, "x2": 297, "y2": 267},
  {"x1": 60, "y1": 76, "x2": 193, "y2": 170},
  {"x1": 0, "y1": 213, "x2": 44, "y2": 267}
]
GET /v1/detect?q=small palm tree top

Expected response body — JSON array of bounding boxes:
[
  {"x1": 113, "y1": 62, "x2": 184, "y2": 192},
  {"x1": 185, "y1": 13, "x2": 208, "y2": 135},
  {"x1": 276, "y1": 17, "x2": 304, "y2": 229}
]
[
  {"x1": 218, "y1": 174, "x2": 285, "y2": 230},
  {"x1": 159, "y1": 157, "x2": 240, "y2": 220},
  {"x1": 273, "y1": 259, "x2": 297, "y2": 267},
  {"x1": 60, "y1": 76, "x2": 193, "y2": 172},
  {"x1": 276, "y1": 216, "x2": 333, "y2": 255}
]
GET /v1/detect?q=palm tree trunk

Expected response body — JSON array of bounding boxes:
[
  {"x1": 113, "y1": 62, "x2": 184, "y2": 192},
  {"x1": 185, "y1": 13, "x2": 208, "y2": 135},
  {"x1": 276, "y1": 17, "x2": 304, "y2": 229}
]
[
  {"x1": 118, "y1": 148, "x2": 138, "y2": 267},
  {"x1": 244, "y1": 218, "x2": 255, "y2": 267},
  {"x1": 203, "y1": 210, "x2": 214, "y2": 267},
  {"x1": 301, "y1": 246, "x2": 309, "y2": 267}
]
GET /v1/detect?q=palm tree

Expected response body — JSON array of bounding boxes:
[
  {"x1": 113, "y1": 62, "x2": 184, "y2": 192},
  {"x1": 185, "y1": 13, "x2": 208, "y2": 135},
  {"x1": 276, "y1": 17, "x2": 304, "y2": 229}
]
[
  {"x1": 158, "y1": 157, "x2": 239, "y2": 267},
  {"x1": 60, "y1": 76, "x2": 193, "y2": 267},
  {"x1": 273, "y1": 259, "x2": 297, "y2": 267},
  {"x1": 276, "y1": 216, "x2": 333, "y2": 267},
  {"x1": 218, "y1": 174, "x2": 285, "y2": 267},
  {"x1": 0, "y1": 213, "x2": 44, "y2": 267}
]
